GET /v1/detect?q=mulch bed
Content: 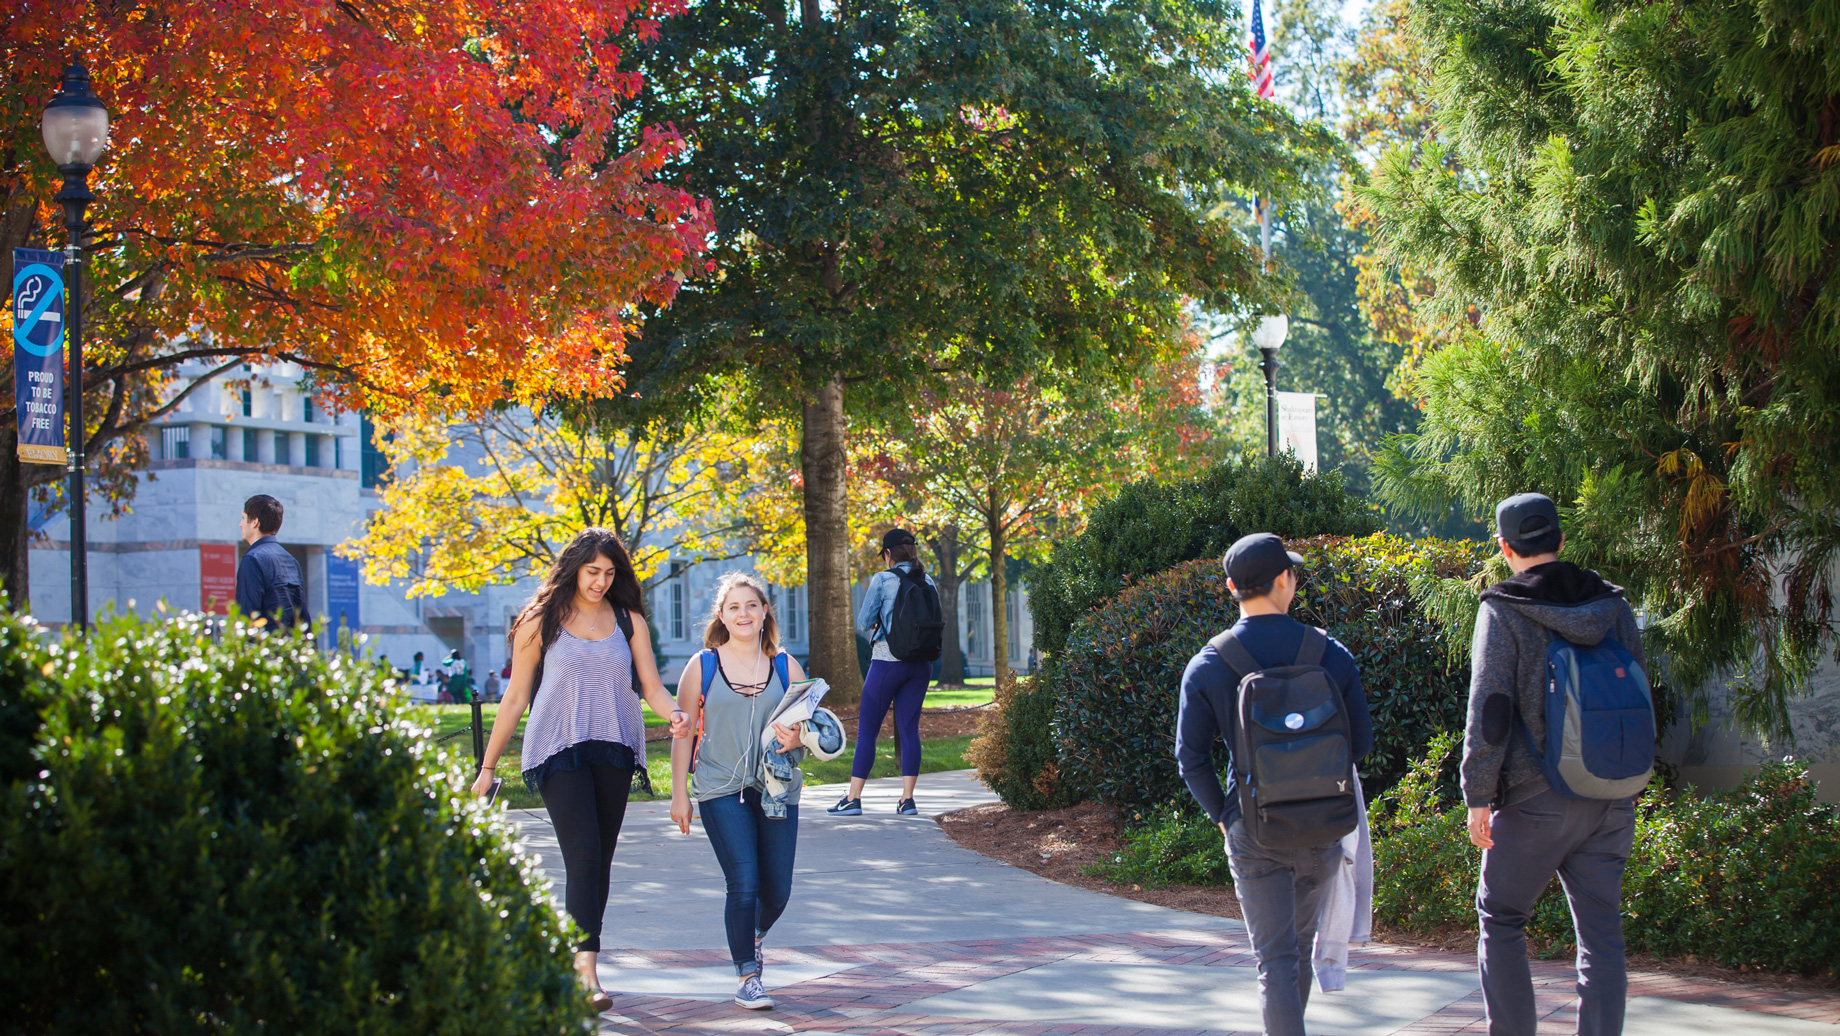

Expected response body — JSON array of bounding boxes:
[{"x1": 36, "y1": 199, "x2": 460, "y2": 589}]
[{"x1": 938, "y1": 799, "x2": 1242, "y2": 920}]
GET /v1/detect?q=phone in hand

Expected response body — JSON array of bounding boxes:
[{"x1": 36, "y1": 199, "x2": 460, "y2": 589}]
[{"x1": 486, "y1": 777, "x2": 504, "y2": 806}]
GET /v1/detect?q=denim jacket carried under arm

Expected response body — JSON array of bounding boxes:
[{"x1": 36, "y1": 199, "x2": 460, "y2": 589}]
[{"x1": 854, "y1": 562, "x2": 936, "y2": 644}]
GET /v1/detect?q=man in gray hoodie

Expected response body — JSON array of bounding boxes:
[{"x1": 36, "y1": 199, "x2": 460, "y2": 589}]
[{"x1": 1464, "y1": 493, "x2": 1644, "y2": 1036}]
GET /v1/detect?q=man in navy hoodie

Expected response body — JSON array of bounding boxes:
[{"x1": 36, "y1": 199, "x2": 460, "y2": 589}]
[{"x1": 1176, "y1": 533, "x2": 1374, "y2": 1036}]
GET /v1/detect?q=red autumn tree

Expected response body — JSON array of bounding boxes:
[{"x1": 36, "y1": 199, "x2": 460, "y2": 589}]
[{"x1": 0, "y1": 0, "x2": 710, "y2": 601}]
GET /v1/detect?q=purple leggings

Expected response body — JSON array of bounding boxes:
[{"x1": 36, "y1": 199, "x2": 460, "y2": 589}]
[{"x1": 852, "y1": 658, "x2": 932, "y2": 779}]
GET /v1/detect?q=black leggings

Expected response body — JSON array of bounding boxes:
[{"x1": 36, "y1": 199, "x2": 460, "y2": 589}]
[{"x1": 537, "y1": 761, "x2": 632, "y2": 952}]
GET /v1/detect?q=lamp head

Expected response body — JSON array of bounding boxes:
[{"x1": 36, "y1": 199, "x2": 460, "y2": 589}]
[
  {"x1": 42, "y1": 63, "x2": 110, "y2": 169},
  {"x1": 1250, "y1": 314, "x2": 1289, "y2": 352}
]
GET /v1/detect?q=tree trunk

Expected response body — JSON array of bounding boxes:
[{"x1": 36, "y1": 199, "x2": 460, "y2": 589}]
[
  {"x1": 928, "y1": 524, "x2": 966, "y2": 684},
  {"x1": 987, "y1": 491, "x2": 1011, "y2": 692},
  {"x1": 801, "y1": 378, "x2": 861, "y2": 702},
  {"x1": 0, "y1": 424, "x2": 30, "y2": 610}
]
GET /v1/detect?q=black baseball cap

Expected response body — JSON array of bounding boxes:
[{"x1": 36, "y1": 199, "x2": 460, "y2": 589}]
[
  {"x1": 880, "y1": 528, "x2": 917, "y2": 552},
  {"x1": 1495, "y1": 492, "x2": 1562, "y2": 552},
  {"x1": 1222, "y1": 533, "x2": 1303, "y2": 589}
]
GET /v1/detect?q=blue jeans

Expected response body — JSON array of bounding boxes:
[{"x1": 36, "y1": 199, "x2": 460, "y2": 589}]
[
  {"x1": 1477, "y1": 789, "x2": 1635, "y2": 1036},
  {"x1": 700, "y1": 787, "x2": 798, "y2": 976},
  {"x1": 1224, "y1": 819, "x2": 1339, "y2": 1036},
  {"x1": 852, "y1": 658, "x2": 931, "y2": 779}
]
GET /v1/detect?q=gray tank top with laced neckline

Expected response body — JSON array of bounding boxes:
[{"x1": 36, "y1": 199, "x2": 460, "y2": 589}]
[{"x1": 693, "y1": 654, "x2": 794, "y2": 804}]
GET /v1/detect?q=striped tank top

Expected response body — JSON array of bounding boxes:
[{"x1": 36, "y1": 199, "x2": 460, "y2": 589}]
[{"x1": 520, "y1": 628, "x2": 646, "y2": 791}]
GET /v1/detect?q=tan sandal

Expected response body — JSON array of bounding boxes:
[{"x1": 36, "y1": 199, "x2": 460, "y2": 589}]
[{"x1": 575, "y1": 950, "x2": 613, "y2": 1013}]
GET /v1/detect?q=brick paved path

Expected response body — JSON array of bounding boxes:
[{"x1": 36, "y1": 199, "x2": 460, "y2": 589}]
[
  {"x1": 590, "y1": 930, "x2": 1840, "y2": 1036},
  {"x1": 518, "y1": 771, "x2": 1839, "y2": 1036}
]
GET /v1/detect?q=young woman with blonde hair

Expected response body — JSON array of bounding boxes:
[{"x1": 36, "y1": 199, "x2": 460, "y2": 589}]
[
  {"x1": 471, "y1": 528, "x2": 689, "y2": 1012},
  {"x1": 670, "y1": 571, "x2": 808, "y2": 1010}
]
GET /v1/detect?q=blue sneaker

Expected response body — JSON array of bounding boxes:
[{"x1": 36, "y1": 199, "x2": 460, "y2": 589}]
[
  {"x1": 735, "y1": 974, "x2": 773, "y2": 1010},
  {"x1": 896, "y1": 797, "x2": 919, "y2": 816},
  {"x1": 826, "y1": 795, "x2": 862, "y2": 816}
]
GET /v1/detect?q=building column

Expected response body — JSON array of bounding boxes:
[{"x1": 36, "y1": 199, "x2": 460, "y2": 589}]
[
  {"x1": 228, "y1": 424, "x2": 247, "y2": 462},
  {"x1": 288, "y1": 432, "x2": 305, "y2": 467},
  {"x1": 256, "y1": 429, "x2": 276, "y2": 464}
]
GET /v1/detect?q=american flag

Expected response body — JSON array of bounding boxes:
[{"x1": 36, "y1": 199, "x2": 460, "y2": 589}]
[{"x1": 1247, "y1": 0, "x2": 1274, "y2": 100}]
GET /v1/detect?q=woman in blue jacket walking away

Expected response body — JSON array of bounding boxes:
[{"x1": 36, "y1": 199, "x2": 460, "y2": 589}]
[{"x1": 828, "y1": 528, "x2": 937, "y2": 817}]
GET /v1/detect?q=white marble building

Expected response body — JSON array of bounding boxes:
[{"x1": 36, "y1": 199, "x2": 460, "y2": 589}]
[{"x1": 24, "y1": 362, "x2": 1030, "y2": 687}]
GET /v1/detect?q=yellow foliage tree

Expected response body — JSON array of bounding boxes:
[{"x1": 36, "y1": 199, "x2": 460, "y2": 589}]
[{"x1": 346, "y1": 408, "x2": 765, "y2": 598}]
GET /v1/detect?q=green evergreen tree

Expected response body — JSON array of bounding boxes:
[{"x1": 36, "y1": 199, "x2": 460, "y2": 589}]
[{"x1": 1363, "y1": 0, "x2": 1840, "y2": 736}]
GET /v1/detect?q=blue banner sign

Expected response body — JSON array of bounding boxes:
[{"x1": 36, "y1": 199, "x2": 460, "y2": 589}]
[
  {"x1": 12, "y1": 248, "x2": 67, "y2": 465},
  {"x1": 325, "y1": 552, "x2": 362, "y2": 637}
]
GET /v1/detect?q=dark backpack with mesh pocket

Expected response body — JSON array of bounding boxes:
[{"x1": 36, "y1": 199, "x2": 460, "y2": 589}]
[{"x1": 1216, "y1": 627, "x2": 1359, "y2": 849}]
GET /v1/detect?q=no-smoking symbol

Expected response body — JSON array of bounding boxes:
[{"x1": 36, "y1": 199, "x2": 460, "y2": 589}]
[{"x1": 13, "y1": 264, "x2": 66, "y2": 358}]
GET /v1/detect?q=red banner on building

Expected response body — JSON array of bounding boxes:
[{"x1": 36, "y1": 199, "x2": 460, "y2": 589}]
[{"x1": 201, "y1": 543, "x2": 238, "y2": 614}]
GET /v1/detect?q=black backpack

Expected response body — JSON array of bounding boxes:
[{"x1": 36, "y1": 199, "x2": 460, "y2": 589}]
[
  {"x1": 1214, "y1": 627, "x2": 1359, "y2": 849},
  {"x1": 882, "y1": 567, "x2": 944, "y2": 663}
]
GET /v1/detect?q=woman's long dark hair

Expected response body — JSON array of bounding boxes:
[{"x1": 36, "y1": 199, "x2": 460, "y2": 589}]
[{"x1": 514, "y1": 528, "x2": 645, "y2": 662}]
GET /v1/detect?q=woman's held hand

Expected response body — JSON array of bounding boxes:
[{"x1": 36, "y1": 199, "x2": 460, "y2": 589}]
[
  {"x1": 668, "y1": 709, "x2": 691, "y2": 739},
  {"x1": 770, "y1": 722, "x2": 799, "y2": 753}
]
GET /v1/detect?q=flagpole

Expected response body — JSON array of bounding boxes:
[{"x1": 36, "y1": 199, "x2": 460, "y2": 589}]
[{"x1": 1258, "y1": 198, "x2": 1271, "y2": 268}]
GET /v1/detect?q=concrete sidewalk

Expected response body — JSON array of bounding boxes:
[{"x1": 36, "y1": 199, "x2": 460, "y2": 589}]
[{"x1": 510, "y1": 770, "x2": 1840, "y2": 1036}]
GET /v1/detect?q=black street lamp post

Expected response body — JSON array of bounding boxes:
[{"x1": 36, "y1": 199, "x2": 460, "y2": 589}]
[
  {"x1": 41, "y1": 63, "x2": 111, "y2": 631},
  {"x1": 1251, "y1": 314, "x2": 1288, "y2": 458}
]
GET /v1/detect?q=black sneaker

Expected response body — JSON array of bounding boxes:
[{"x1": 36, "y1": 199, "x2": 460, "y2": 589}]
[
  {"x1": 896, "y1": 797, "x2": 918, "y2": 816},
  {"x1": 826, "y1": 795, "x2": 862, "y2": 816}
]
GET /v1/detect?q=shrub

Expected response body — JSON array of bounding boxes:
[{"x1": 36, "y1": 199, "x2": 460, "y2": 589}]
[
  {"x1": 1049, "y1": 534, "x2": 1485, "y2": 813},
  {"x1": 966, "y1": 675, "x2": 1080, "y2": 811},
  {"x1": 1091, "y1": 808, "x2": 1232, "y2": 888},
  {"x1": 1372, "y1": 738, "x2": 1840, "y2": 975},
  {"x1": 1029, "y1": 453, "x2": 1380, "y2": 656},
  {"x1": 0, "y1": 608, "x2": 589, "y2": 1034}
]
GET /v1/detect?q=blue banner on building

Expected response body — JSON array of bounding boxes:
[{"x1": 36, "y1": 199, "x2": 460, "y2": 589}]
[
  {"x1": 12, "y1": 248, "x2": 67, "y2": 465},
  {"x1": 326, "y1": 552, "x2": 362, "y2": 637}
]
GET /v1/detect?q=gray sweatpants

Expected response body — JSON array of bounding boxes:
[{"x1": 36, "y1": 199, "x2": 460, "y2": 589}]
[
  {"x1": 1476, "y1": 789, "x2": 1637, "y2": 1036},
  {"x1": 1225, "y1": 819, "x2": 1341, "y2": 1036}
]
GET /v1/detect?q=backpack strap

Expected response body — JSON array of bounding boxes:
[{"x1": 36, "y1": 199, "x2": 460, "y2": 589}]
[
  {"x1": 616, "y1": 607, "x2": 642, "y2": 697},
  {"x1": 773, "y1": 651, "x2": 791, "y2": 691},
  {"x1": 1208, "y1": 629, "x2": 1263, "y2": 682},
  {"x1": 699, "y1": 648, "x2": 719, "y2": 701},
  {"x1": 1293, "y1": 626, "x2": 1328, "y2": 667}
]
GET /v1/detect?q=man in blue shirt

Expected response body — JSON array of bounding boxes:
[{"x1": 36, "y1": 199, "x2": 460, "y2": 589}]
[
  {"x1": 235, "y1": 494, "x2": 308, "y2": 629},
  {"x1": 1176, "y1": 533, "x2": 1374, "y2": 1036}
]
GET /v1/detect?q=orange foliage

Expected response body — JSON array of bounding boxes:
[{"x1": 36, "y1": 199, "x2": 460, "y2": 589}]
[{"x1": 2, "y1": 0, "x2": 711, "y2": 419}]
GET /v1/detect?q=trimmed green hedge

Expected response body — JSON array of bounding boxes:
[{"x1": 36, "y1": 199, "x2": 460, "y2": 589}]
[
  {"x1": 1372, "y1": 735, "x2": 1840, "y2": 976},
  {"x1": 966, "y1": 675, "x2": 1081, "y2": 812},
  {"x1": 1028, "y1": 453, "x2": 1379, "y2": 656},
  {"x1": 1046, "y1": 534, "x2": 1484, "y2": 813},
  {"x1": 0, "y1": 608, "x2": 589, "y2": 1034}
]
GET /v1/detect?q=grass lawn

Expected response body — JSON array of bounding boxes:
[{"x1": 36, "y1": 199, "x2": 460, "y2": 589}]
[
  {"x1": 413, "y1": 696, "x2": 980, "y2": 810},
  {"x1": 922, "y1": 681, "x2": 997, "y2": 709},
  {"x1": 798, "y1": 733, "x2": 974, "y2": 786}
]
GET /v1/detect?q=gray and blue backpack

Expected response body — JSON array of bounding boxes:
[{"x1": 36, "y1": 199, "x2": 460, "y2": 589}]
[{"x1": 1521, "y1": 633, "x2": 1655, "y2": 799}]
